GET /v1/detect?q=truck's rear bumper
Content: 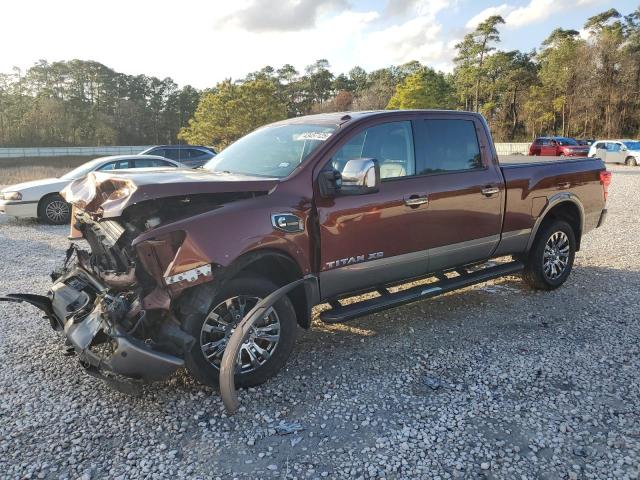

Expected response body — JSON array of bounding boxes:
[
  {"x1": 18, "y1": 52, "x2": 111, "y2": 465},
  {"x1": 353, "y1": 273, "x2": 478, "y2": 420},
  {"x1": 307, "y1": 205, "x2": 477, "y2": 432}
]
[{"x1": 597, "y1": 208, "x2": 607, "y2": 228}]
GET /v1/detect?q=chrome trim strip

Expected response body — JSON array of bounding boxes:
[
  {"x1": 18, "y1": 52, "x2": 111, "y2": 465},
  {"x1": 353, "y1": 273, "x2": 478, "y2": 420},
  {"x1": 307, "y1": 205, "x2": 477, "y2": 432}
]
[
  {"x1": 319, "y1": 234, "x2": 503, "y2": 300},
  {"x1": 429, "y1": 234, "x2": 500, "y2": 272},
  {"x1": 319, "y1": 249, "x2": 429, "y2": 300}
]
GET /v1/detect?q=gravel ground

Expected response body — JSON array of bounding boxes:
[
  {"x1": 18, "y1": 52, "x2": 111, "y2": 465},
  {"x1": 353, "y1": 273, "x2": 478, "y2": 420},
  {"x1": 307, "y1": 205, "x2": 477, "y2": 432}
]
[{"x1": 0, "y1": 165, "x2": 638, "y2": 480}]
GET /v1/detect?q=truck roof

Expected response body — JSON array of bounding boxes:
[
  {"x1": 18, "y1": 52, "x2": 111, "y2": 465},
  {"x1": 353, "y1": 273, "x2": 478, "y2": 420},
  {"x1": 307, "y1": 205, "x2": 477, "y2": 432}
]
[{"x1": 270, "y1": 110, "x2": 482, "y2": 127}]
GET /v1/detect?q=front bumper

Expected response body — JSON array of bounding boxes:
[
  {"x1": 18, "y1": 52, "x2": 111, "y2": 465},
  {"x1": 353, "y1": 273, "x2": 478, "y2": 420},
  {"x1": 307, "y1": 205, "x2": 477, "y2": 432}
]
[
  {"x1": 56, "y1": 267, "x2": 185, "y2": 380},
  {"x1": 563, "y1": 151, "x2": 589, "y2": 157},
  {"x1": 0, "y1": 199, "x2": 39, "y2": 217},
  {"x1": 3, "y1": 265, "x2": 187, "y2": 382}
]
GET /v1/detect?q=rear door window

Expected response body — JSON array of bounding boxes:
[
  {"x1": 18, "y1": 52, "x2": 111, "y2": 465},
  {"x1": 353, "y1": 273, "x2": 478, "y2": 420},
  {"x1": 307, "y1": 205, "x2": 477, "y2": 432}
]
[{"x1": 413, "y1": 119, "x2": 483, "y2": 174}]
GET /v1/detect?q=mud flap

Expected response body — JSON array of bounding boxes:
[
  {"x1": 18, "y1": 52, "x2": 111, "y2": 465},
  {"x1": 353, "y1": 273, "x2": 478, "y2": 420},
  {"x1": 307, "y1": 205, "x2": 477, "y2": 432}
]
[{"x1": 219, "y1": 276, "x2": 314, "y2": 414}]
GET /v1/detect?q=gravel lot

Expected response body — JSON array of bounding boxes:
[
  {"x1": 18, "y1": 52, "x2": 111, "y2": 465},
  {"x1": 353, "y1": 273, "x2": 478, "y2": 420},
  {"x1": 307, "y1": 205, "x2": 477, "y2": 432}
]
[{"x1": 1, "y1": 165, "x2": 638, "y2": 480}]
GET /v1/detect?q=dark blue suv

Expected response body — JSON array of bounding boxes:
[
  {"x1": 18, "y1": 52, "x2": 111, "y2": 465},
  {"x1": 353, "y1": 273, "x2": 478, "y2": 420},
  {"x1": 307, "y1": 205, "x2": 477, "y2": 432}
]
[{"x1": 139, "y1": 145, "x2": 216, "y2": 168}]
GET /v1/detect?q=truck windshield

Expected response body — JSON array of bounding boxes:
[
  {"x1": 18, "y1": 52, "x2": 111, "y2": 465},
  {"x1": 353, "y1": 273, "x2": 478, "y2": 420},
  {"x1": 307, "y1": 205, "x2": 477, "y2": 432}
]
[{"x1": 203, "y1": 124, "x2": 336, "y2": 178}]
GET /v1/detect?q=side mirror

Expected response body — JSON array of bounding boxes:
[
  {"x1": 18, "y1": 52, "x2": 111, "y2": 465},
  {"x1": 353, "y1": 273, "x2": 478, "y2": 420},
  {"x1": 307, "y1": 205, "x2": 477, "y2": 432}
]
[
  {"x1": 340, "y1": 158, "x2": 380, "y2": 195},
  {"x1": 621, "y1": 145, "x2": 628, "y2": 151}
]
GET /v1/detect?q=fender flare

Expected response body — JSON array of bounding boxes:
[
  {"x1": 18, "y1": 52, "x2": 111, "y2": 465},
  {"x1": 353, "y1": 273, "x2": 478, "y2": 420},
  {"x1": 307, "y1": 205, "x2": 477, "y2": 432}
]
[{"x1": 526, "y1": 193, "x2": 585, "y2": 252}]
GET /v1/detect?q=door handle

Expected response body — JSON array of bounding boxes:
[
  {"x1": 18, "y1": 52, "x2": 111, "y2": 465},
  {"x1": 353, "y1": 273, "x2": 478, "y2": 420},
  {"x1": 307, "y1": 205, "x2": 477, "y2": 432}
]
[
  {"x1": 558, "y1": 182, "x2": 571, "y2": 189},
  {"x1": 404, "y1": 195, "x2": 429, "y2": 207},
  {"x1": 481, "y1": 186, "x2": 500, "y2": 197}
]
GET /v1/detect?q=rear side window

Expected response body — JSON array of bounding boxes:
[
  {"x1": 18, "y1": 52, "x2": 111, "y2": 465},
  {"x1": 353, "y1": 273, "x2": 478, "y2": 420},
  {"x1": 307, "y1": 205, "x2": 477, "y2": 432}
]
[
  {"x1": 414, "y1": 119, "x2": 483, "y2": 174},
  {"x1": 160, "y1": 148, "x2": 180, "y2": 160},
  {"x1": 534, "y1": 138, "x2": 543, "y2": 145},
  {"x1": 149, "y1": 148, "x2": 165, "y2": 157},
  {"x1": 134, "y1": 158, "x2": 165, "y2": 168},
  {"x1": 98, "y1": 160, "x2": 130, "y2": 170}
]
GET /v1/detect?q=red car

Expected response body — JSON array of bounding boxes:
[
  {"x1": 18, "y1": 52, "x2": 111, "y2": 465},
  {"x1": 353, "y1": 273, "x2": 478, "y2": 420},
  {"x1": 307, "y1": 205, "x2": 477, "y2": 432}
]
[{"x1": 529, "y1": 137, "x2": 590, "y2": 157}]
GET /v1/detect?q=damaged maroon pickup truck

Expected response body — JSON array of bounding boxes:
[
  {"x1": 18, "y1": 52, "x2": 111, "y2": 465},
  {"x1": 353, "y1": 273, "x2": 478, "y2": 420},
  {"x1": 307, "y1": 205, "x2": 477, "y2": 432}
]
[{"x1": 2, "y1": 111, "x2": 610, "y2": 410}]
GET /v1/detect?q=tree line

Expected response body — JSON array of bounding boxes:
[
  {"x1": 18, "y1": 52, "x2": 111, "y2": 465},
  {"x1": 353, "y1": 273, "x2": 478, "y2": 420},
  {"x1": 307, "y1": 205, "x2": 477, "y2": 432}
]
[
  {"x1": 0, "y1": 60, "x2": 200, "y2": 147},
  {"x1": 1, "y1": 7, "x2": 638, "y2": 149}
]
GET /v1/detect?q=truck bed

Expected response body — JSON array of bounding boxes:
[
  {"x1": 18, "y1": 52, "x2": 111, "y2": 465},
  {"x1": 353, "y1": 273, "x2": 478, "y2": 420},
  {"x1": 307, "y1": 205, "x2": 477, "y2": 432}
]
[
  {"x1": 498, "y1": 155, "x2": 595, "y2": 166},
  {"x1": 498, "y1": 155, "x2": 606, "y2": 245}
]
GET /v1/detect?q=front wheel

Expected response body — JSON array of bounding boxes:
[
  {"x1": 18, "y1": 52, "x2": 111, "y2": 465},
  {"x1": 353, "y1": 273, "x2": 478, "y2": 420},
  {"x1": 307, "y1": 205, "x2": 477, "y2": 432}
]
[
  {"x1": 183, "y1": 276, "x2": 298, "y2": 389},
  {"x1": 626, "y1": 156, "x2": 638, "y2": 167},
  {"x1": 523, "y1": 220, "x2": 576, "y2": 290},
  {"x1": 39, "y1": 194, "x2": 70, "y2": 225}
]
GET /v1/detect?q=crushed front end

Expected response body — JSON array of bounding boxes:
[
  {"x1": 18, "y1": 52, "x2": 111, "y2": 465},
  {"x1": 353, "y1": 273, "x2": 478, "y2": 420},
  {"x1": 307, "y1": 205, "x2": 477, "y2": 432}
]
[{"x1": 1, "y1": 173, "x2": 222, "y2": 387}]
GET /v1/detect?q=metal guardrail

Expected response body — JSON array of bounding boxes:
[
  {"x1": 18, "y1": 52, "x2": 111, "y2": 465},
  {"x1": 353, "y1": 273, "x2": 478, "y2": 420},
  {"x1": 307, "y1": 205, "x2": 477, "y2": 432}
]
[
  {"x1": 0, "y1": 146, "x2": 151, "y2": 158},
  {"x1": 0, "y1": 143, "x2": 532, "y2": 159},
  {"x1": 494, "y1": 143, "x2": 530, "y2": 155}
]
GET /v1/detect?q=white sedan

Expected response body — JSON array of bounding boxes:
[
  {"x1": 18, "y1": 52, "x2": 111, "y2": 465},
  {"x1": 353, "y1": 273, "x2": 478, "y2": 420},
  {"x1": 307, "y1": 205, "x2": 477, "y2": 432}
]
[
  {"x1": 589, "y1": 139, "x2": 640, "y2": 166},
  {"x1": 0, "y1": 155, "x2": 182, "y2": 224}
]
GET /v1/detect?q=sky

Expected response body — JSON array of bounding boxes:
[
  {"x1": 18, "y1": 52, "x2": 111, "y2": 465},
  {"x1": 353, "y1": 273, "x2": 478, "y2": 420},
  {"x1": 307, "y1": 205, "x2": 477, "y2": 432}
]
[{"x1": 1, "y1": 0, "x2": 636, "y2": 89}]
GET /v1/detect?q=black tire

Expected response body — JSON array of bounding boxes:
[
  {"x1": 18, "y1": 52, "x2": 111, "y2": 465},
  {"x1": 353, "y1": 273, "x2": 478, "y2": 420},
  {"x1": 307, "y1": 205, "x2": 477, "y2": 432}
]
[
  {"x1": 183, "y1": 276, "x2": 298, "y2": 389},
  {"x1": 523, "y1": 219, "x2": 576, "y2": 290},
  {"x1": 39, "y1": 194, "x2": 71, "y2": 225},
  {"x1": 626, "y1": 156, "x2": 638, "y2": 167}
]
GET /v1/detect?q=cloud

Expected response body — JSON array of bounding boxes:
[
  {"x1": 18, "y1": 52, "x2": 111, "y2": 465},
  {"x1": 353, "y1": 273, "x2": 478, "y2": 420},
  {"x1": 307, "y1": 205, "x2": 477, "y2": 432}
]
[
  {"x1": 365, "y1": 0, "x2": 457, "y2": 70},
  {"x1": 219, "y1": 0, "x2": 350, "y2": 32},
  {"x1": 467, "y1": 0, "x2": 606, "y2": 30},
  {"x1": 386, "y1": 0, "x2": 454, "y2": 17},
  {"x1": 465, "y1": 4, "x2": 513, "y2": 29}
]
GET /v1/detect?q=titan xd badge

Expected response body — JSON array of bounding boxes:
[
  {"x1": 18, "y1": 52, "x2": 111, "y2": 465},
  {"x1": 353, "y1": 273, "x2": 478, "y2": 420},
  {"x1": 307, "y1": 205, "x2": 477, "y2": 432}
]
[{"x1": 271, "y1": 213, "x2": 304, "y2": 233}]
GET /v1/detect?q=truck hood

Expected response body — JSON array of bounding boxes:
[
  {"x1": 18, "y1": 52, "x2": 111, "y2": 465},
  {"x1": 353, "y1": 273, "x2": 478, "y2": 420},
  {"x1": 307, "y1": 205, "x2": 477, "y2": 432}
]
[{"x1": 61, "y1": 168, "x2": 280, "y2": 218}]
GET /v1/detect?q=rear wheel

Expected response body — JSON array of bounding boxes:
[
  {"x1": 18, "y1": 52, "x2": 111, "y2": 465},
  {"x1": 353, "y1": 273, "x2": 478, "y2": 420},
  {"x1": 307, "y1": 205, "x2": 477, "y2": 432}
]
[
  {"x1": 626, "y1": 156, "x2": 638, "y2": 167},
  {"x1": 39, "y1": 194, "x2": 70, "y2": 225},
  {"x1": 523, "y1": 220, "x2": 576, "y2": 290},
  {"x1": 184, "y1": 276, "x2": 298, "y2": 388}
]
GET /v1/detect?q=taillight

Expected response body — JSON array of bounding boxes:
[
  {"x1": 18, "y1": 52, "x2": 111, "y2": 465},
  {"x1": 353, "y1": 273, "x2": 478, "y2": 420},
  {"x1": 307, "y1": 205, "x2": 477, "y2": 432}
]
[{"x1": 599, "y1": 170, "x2": 612, "y2": 201}]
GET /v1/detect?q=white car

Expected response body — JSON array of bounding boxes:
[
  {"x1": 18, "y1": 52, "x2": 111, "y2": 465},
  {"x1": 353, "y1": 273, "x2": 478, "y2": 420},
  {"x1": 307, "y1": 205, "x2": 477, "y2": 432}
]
[
  {"x1": 0, "y1": 155, "x2": 182, "y2": 224},
  {"x1": 589, "y1": 139, "x2": 640, "y2": 166}
]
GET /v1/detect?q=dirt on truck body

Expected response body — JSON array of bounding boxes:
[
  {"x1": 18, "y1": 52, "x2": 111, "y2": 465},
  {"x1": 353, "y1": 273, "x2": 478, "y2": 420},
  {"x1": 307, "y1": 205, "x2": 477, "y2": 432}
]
[{"x1": 1, "y1": 110, "x2": 610, "y2": 412}]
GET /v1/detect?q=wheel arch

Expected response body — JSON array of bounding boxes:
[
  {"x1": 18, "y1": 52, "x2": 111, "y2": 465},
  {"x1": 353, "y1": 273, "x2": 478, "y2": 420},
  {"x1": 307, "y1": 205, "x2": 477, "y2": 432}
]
[
  {"x1": 224, "y1": 248, "x2": 319, "y2": 329},
  {"x1": 37, "y1": 192, "x2": 67, "y2": 221},
  {"x1": 527, "y1": 195, "x2": 584, "y2": 252}
]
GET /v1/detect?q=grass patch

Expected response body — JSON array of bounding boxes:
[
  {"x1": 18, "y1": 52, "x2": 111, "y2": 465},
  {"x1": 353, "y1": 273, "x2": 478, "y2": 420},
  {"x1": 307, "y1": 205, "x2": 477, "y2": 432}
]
[{"x1": 0, "y1": 156, "x2": 95, "y2": 185}]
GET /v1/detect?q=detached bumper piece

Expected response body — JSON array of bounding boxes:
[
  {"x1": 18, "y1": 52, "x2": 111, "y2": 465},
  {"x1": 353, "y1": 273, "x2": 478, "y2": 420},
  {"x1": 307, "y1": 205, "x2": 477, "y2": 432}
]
[{"x1": 1, "y1": 266, "x2": 185, "y2": 387}]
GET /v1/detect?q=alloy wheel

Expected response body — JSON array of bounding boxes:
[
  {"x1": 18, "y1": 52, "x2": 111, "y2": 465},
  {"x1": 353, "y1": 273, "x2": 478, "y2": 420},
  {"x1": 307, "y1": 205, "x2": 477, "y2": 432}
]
[
  {"x1": 45, "y1": 200, "x2": 70, "y2": 224},
  {"x1": 542, "y1": 231, "x2": 570, "y2": 280},
  {"x1": 200, "y1": 296, "x2": 280, "y2": 373}
]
